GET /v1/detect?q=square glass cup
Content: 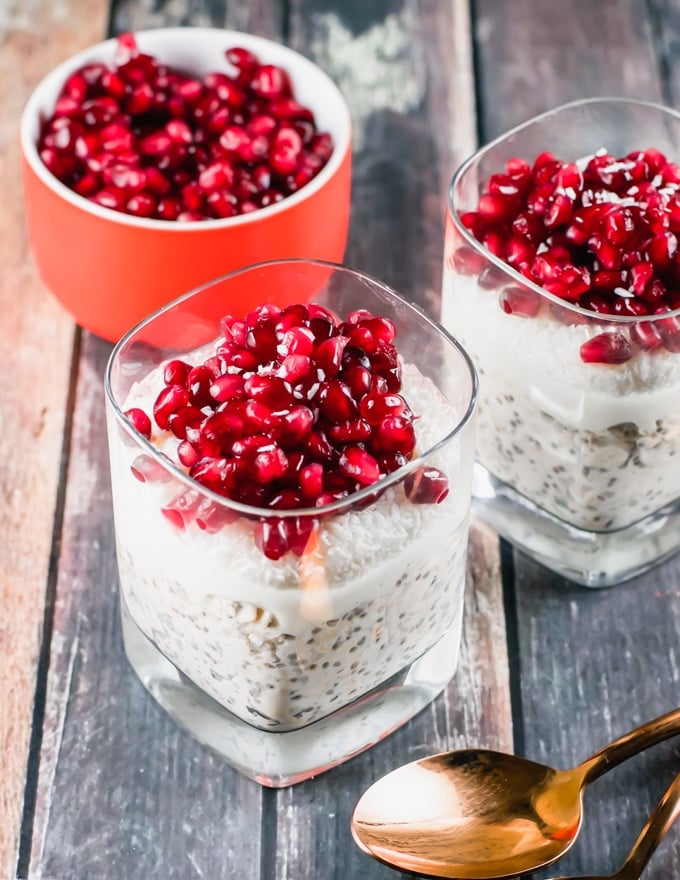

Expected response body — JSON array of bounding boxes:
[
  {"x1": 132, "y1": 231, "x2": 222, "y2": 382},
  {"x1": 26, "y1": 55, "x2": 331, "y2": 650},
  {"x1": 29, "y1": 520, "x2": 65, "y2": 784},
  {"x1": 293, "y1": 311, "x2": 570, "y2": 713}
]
[
  {"x1": 442, "y1": 98, "x2": 680, "y2": 587},
  {"x1": 105, "y1": 259, "x2": 478, "y2": 786}
]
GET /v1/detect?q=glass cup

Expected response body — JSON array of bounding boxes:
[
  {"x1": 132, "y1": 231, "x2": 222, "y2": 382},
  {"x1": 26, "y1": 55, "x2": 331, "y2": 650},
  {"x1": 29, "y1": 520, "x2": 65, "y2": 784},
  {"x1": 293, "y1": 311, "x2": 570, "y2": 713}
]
[
  {"x1": 105, "y1": 259, "x2": 478, "y2": 786},
  {"x1": 442, "y1": 98, "x2": 680, "y2": 587}
]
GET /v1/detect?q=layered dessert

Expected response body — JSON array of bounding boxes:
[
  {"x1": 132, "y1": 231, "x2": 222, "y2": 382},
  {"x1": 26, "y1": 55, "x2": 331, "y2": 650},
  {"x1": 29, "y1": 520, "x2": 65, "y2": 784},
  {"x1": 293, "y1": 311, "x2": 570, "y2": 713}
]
[
  {"x1": 108, "y1": 302, "x2": 470, "y2": 732},
  {"x1": 443, "y1": 147, "x2": 680, "y2": 535}
]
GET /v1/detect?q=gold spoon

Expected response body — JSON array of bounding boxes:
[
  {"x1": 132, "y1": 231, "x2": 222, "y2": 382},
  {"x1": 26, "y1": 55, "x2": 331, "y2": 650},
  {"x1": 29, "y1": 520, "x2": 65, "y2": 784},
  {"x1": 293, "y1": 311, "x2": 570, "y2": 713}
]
[
  {"x1": 546, "y1": 770, "x2": 680, "y2": 880},
  {"x1": 350, "y1": 707, "x2": 680, "y2": 879}
]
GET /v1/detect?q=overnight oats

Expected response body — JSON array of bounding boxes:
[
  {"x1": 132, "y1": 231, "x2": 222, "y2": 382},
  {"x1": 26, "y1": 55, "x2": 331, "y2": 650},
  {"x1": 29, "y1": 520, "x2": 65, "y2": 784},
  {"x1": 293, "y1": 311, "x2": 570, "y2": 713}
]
[
  {"x1": 442, "y1": 98, "x2": 680, "y2": 586},
  {"x1": 106, "y1": 259, "x2": 477, "y2": 785}
]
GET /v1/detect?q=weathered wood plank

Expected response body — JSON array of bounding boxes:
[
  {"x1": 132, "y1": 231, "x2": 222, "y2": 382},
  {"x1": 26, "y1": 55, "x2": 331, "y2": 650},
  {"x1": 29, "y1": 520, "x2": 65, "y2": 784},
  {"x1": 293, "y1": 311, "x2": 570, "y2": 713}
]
[
  {"x1": 0, "y1": 1, "x2": 109, "y2": 876},
  {"x1": 272, "y1": 2, "x2": 511, "y2": 876},
  {"x1": 474, "y1": 1, "x2": 680, "y2": 877},
  {"x1": 26, "y1": 2, "x2": 285, "y2": 879},
  {"x1": 29, "y1": 334, "x2": 265, "y2": 880}
]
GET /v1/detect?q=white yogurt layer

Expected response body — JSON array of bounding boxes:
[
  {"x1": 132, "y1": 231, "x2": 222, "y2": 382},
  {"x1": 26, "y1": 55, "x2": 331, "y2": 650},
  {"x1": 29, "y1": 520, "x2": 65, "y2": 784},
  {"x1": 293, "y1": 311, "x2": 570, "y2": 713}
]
[
  {"x1": 109, "y1": 360, "x2": 470, "y2": 731},
  {"x1": 442, "y1": 271, "x2": 680, "y2": 531}
]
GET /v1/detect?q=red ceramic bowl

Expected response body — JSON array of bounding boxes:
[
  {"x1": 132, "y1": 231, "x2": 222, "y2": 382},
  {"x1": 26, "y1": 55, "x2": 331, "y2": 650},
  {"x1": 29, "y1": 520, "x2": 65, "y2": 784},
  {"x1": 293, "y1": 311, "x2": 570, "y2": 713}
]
[{"x1": 20, "y1": 28, "x2": 352, "y2": 342}]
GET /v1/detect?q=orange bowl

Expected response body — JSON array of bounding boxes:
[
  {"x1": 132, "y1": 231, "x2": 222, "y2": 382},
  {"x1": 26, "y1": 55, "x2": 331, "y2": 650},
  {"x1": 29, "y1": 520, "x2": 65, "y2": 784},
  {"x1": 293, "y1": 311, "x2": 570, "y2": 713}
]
[{"x1": 20, "y1": 28, "x2": 352, "y2": 342}]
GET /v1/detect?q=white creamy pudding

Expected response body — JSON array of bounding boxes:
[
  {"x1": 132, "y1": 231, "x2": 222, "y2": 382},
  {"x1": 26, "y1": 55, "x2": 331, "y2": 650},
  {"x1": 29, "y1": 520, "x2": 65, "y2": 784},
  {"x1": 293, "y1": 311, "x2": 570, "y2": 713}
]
[
  {"x1": 110, "y1": 359, "x2": 469, "y2": 732},
  {"x1": 442, "y1": 275, "x2": 680, "y2": 532}
]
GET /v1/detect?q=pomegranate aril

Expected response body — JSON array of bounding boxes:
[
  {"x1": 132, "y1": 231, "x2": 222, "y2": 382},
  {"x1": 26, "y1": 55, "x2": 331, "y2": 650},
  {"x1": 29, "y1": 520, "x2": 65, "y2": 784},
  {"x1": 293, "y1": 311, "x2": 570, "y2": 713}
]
[
  {"x1": 656, "y1": 313, "x2": 680, "y2": 352},
  {"x1": 244, "y1": 400, "x2": 282, "y2": 433},
  {"x1": 276, "y1": 354, "x2": 313, "y2": 384},
  {"x1": 255, "y1": 519, "x2": 289, "y2": 560},
  {"x1": 579, "y1": 332, "x2": 633, "y2": 364},
  {"x1": 343, "y1": 364, "x2": 372, "y2": 400},
  {"x1": 630, "y1": 321, "x2": 664, "y2": 351},
  {"x1": 153, "y1": 384, "x2": 190, "y2": 429},
  {"x1": 404, "y1": 467, "x2": 449, "y2": 504},
  {"x1": 244, "y1": 375, "x2": 294, "y2": 409},
  {"x1": 186, "y1": 364, "x2": 214, "y2": 406},
  {"x1": 279, "y1": 405, "x2": 315, "y2": 447},
  {"x1": 244, "y1": 322, "x2": 279, "y2": 360},
  {"x1": 250, "y1": 64, "x2": 291, "y2": 100},
  {"x1": 177, "y1": 440, "x2": 201, "y2": 468},
  {"x1": 499, "y1": 286, "x2": 541, "y2": 317},
  {"x1": 270, "y1": 125, "x2": 303, "y2": 175},
  {"x1": 328, "y1": 418, "x2": 372, "y2": 443},
  {"x1": 191, "y1": 456, "x2": 238, "y2": 493},
  {"x1": 210, "y1": 373, "x2": 246, "y2": 402},
  {"x1": 358, "y1": 390, "x2": 406, "y2": 424},
  {"x1": 318, "y1": 379, "x2": 357, "y2": 421},
  {"x1": 277, "y1": 326, "x2": 315, "y2": 357},
  {"x1": 313, "y1": 335, "x2": 348, "y2": 377},
  {"x1": 201, "y1": 412, "x2": 244, "y2": 454},
  {"x1": 370, "y1": 341, "x2": 402, "y2": 391},
  {"x1": 376, "y1": 452, "x2": 408, "y2": 474},
  {"x1": 339, "y1": 446, "x2": 380, "y2": 487},
  {"x1": 167, "y1": 405, "x2": 204, "y2": 440},
  {"x1": 252, "y1": 446, "x2": 288, "y2": 483},
  {"x1": 124, "y1": 407, "x2": 152, "y2": 438},
  {"x1": 285, "y1": 518, "x2": 317, "y2": 557},
  {"x1": 372, "y1": 415, "x2": 417, "y2": 455},
  {"x1": 305, "y1": 429, "x2": 336, "y2": 463},
  {"x1": 299, "y1": 462, "x2": 324, "y2": 499}
]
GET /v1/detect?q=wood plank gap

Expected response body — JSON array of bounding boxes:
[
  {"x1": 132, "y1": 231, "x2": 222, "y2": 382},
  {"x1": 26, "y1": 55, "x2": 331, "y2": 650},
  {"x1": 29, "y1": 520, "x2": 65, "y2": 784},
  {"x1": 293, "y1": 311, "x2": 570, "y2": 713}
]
[
  {"x1": 259, "y1": 790, "x2": 279, "y2": 880},
  {"x1": 498, "y1": 540, "x2": 524, "y2": 757},
  {"x1": 468, "y1": 0, "x2": 487, "y2": 146},
  {"x1": 15, "y1": 330, "x2": 82, "y2": 880}
]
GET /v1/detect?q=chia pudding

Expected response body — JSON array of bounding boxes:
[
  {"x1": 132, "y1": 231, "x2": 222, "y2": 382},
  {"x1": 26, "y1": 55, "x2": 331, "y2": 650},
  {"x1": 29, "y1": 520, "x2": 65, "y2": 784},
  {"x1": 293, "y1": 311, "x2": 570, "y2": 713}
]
[
  {"x1": 442, "y1": 273, "x2": 680, "y2": 531},
  {"x1": 443, "y1": 144, "x2": 680, "y2": 538},
  {"x1": 108, "y1": 301, "x2": 473, "y2": 735}
]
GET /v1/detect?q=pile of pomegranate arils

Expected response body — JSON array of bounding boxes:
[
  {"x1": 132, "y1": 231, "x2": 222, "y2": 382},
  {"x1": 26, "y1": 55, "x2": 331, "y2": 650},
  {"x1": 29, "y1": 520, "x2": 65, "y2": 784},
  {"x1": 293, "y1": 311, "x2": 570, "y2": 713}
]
[
  {"x1": 37, "y1": 33, "x2": 334, "y2": 221},
  {"x1": 124, "y1": 303, "x2": 449, "y2": 560},
  {"x1": 460, "y1": 148, "x2": 680, "y2": 363}
]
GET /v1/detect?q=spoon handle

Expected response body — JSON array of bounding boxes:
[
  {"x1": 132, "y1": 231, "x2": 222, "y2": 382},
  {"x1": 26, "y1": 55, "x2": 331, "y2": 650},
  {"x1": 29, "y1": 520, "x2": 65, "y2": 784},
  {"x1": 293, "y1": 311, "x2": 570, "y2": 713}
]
[
  {"x1": 580, "y1": 707, "x2": 680, "y2": 783},
  {"x1": 616, "y1": 772, "x2": 680, "y2": 880}
]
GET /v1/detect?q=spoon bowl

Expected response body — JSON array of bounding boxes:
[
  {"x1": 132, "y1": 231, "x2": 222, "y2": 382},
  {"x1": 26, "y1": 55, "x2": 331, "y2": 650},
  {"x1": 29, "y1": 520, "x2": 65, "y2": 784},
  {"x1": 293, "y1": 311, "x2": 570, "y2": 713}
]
[{"x1": 351, "y1": 708, "x2": 680, "y2": 879}]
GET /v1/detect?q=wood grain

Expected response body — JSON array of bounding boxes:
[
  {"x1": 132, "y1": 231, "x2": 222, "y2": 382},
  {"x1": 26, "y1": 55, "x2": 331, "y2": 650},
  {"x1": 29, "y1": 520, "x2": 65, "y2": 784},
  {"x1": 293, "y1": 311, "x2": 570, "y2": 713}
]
[
  {"x1": 0, "y1": 1, "x2": 108, "y2": 876},
  {"x1": 28, "y1": 335, "x2": 265, "y2": 880},
  {"x1": 24, "y1": 1, "x2": 511, "y2": 878},
  {"x1": 474, "y1": 1, "x2": 680, "y2": 877},
  {"x1": 271, "y1": 2, "x2": 511, "y2": 876},
  {"x1": 25, "y1": 3, "x2": 281, "y2": 879}
]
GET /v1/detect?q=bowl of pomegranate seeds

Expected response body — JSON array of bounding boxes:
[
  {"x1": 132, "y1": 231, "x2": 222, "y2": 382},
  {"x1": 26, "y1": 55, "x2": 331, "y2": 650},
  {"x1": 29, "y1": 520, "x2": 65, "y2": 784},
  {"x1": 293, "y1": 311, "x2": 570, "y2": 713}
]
[
  {"x1": 105, "y1": 258, "x2": 478, "y2": 785},
  {"x1": 442, "y1": 97, "x2": 680, "y2": 586},
  {"x1": 20, "y1": 29, "x2": 351, "y2": 342}
]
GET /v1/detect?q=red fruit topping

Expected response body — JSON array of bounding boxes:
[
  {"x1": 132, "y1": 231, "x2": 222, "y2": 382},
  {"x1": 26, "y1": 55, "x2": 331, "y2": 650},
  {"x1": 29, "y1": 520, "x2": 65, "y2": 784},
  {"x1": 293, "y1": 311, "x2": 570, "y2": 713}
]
[
  {"x1": 465, "y1": 149, "x2": 680, "y2": 340},
  {"x1": 339, "y1": 447, "x2": 381, "y2": 486},
  {"x1": 579, "y1": 332, "x2": 633, "y2": 364},
  {"x1": 404, "y1": 467, "x2": 449, "y2": 504},
  {"x1": 37, "y1": 33, "x2": 333, "y2": 221},
  {"x1": 153, "y1": 384, "x2": 190, "y2": 429},
  {"x1": 141, "y1": 303, "x2": 444, "y2": 558},
  {"x1": 124, "y1": 407, "x2": 152, "y2": 438}
]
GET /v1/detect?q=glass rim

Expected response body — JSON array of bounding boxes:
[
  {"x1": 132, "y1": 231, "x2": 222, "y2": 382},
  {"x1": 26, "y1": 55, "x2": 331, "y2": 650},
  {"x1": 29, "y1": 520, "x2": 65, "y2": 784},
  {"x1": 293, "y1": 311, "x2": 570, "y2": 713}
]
[
  {"x1": 448, "y1": 96, "x2": 680, "y2": 324},
  {"x1": 105, "y1": 257, "x2": 479, "y2": 520}
]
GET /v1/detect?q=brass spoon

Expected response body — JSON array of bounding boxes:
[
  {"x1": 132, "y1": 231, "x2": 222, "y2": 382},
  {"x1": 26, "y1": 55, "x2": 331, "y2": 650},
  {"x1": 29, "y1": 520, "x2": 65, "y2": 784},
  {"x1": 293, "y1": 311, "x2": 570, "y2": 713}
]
[
  {"x1": 547, "y1": 770, "x2": 680, "y2": 880},
  {"x1": 350, "y1": 707, "x2": 680, "y2": 879}
]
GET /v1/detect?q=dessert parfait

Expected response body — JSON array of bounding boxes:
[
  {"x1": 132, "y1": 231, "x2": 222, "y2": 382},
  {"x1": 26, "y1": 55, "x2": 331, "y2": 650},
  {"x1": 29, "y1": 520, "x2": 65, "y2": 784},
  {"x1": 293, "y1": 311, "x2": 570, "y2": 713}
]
[
  {"x1": 442, "y1": 98, "x2": 680, "y2": 586},
  {"x1": 106, "y1": 260, "x2": 477, "y2": 786}
]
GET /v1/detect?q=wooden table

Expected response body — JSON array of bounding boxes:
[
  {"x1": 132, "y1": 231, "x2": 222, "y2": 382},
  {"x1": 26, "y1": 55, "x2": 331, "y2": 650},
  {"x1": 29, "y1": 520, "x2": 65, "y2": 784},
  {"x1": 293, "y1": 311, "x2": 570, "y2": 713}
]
[{"x1": 3, "y1": 1, "x2": 680, "y2": 877}]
